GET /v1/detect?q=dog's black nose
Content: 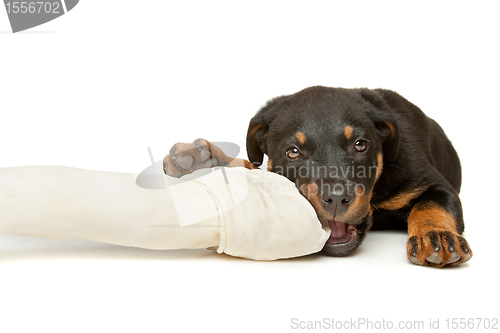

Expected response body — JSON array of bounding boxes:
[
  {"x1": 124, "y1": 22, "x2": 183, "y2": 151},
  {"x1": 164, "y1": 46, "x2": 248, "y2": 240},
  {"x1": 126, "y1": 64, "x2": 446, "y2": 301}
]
[{"x1": 321, "y1": 185, "x2": 353, "y2": 217}]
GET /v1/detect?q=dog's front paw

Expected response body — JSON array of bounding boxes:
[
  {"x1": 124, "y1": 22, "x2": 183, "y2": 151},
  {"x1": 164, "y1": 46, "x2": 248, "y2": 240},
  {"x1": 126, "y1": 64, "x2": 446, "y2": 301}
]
[
  {"x1": 163, "y1": 139, "x2": 215, "y2": 177},
  {"x1": 407, "y1": 230, "x2": 472, "y2": 267}
]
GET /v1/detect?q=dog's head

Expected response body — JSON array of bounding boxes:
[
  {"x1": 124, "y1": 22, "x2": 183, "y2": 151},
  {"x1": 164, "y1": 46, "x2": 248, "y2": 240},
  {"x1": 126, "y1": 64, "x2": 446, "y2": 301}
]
[{"x1": 246, "y1": 86, "x2": 400, "y2": 256}]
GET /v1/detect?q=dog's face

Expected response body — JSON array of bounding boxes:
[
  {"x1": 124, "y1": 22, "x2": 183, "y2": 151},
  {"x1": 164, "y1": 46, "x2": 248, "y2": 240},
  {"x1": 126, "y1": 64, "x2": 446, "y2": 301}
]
[{"x1": 247, "y1": 87, "x2": 400, "y2": 256}]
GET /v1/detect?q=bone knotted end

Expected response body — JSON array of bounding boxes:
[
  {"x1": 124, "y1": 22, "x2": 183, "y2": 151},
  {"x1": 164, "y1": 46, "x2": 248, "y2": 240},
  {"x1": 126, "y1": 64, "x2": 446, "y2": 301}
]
[
  {"x1": 179, "y1": 167, "x2": 330, "y2": 260},
  {"x1": 0, "y1": 166, "x2": 329, "y2": 260}
]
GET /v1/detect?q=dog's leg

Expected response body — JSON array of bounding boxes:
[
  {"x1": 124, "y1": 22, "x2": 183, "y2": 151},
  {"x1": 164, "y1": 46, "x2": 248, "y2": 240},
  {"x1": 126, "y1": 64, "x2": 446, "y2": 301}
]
[
  {"x1": 163, "y1": 139, "x2": 255, "y2": 177},
  {"x1": 406, "y1": 185, "x2": 472, "y2": 267}
]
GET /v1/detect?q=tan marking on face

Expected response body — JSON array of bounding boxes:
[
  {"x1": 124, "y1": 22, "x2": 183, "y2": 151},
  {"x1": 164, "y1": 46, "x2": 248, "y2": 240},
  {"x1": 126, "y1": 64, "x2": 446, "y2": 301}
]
[
  {"x1": 267, "y1": 159, "x2": 273, "y2": 171},
  {"x1": 375, "y1": 186, "x2": 428, "y2": 211},
  {"x1": 376, "y1": 152, "x2": 383, "y2": 180},
  {"x1": 335, "y1": 185, "x2": 372, "y2": 223},
  {"x1": 298, "y1": 181, "x2": 333, "y2": 221},
  {"x1": 344, "y1": 126, "x2": 354, "y2": 140},
  {"x1": 295, "y1": 131, "x2": 307, "y2": 145},
  {"x1": 355, "y1": 185, "x2": 364, "y2": 196}
]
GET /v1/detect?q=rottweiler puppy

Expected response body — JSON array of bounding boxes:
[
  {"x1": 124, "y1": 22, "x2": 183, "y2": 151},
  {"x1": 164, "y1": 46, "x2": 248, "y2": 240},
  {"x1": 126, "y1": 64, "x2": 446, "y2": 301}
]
[{"x1": 164, "y1": 86, "x2": 472, "y2": 267}]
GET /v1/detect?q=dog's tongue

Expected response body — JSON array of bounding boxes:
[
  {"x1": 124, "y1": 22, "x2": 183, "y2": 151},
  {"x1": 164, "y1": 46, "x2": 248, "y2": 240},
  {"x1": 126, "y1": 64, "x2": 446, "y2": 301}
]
[
  {"x1": 326, "y1": 220, "x2": 355, "y2": 244},
  {"x1": 328, "y1": 220, "x2": 347, "y2": 238}
]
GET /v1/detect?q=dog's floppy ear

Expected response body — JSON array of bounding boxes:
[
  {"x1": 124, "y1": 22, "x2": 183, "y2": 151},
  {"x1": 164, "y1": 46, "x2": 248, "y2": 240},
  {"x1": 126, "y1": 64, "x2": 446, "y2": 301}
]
[
  {"x1": 246, "y1": 95, "x2": 288, "y2": 166},
  {"x1": 360, "y1": 89, "x2": 401, "y2": 162}
]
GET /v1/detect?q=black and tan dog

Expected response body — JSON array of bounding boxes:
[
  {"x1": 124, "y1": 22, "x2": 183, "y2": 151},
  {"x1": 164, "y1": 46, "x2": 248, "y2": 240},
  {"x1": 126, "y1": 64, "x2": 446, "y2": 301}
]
[{"x1": 163, "y1": 86, "x2": 472, "y2": 267}]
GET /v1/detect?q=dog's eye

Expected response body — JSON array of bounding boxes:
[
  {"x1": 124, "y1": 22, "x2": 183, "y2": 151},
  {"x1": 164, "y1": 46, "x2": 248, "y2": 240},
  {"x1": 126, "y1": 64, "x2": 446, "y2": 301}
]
[
  {"x1": 354, "y1": 140, "x2": 367, "y2": 152},
  {"x1": 195, "y1": 145, "x2": 203, "y2": 152},
  {"x1": 286, "y1": 147, "x2": 302, "y2": 159}
]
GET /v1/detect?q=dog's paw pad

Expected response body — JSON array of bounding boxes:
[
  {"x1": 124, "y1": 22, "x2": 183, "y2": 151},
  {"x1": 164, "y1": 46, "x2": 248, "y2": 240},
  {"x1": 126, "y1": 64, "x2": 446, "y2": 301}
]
[{"x1": 163, "y1": 139, "x2": 214, "y2": 178}]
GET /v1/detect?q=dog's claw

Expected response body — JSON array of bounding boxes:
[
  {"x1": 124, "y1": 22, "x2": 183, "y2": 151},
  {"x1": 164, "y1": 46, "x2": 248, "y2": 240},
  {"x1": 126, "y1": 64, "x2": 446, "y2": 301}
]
[
  {"x1": 462, "y1": 252, "x2": 472, "y2": 263},
  {"x1": 446, "y1": 252, "x2": 461, "y2": 264},
  {"x1": 426, "y1": 252, "x2": 442, "y2": 264},
  {"x1": 409, "y1": 256, "x2": 421, "y2": 265}
]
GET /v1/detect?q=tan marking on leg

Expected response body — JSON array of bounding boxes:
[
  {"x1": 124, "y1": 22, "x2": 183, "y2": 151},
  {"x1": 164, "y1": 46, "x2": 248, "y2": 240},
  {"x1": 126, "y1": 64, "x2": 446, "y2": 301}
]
[
  {"x1": 406, "y1": 201, "x2": 471, "y2": 267},
  {"x1": 375, "y1": 186, "x2": 428, "y2": 211},
  {"x1": 295, "y1": 131, "x2": 307, "y2": 145},
  {"x1": 206, "y1": 140, "x2": 228, "y2": 164},
  {"x1": 227, "y1": 158, "x2": 257, "y2": 169},
  {"x1": 207, "y1": 141, "x2": 255, "y2": 170},
  {"x1": 164, "y1": 139, "x2": 255, "y2": 177},
  {"x1": 407, "y1": 202, "x2": 458, "y2": 236},
  {"x1": 344, "y1": 126, "x2": 354, "y2": 140},
  {"x1": 243, "y1": 160, "x2": 257, "y2": 169}
]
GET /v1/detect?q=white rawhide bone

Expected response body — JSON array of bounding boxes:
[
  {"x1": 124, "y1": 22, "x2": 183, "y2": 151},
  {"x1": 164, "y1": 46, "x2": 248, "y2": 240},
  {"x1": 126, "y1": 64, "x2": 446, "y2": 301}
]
[{"x1": 0, "y1": 166, "x2": 329, "y2": 260}]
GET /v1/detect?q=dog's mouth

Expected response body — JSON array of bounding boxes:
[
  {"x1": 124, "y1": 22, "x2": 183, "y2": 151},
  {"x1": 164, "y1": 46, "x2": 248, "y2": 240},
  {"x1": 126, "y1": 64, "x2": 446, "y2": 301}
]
[
  {"x1": 321, "y1": 216, "x2": 372, "y2": 257},
  {"x1": 327, "y1": 220, "x2": 357, "y2": 244}
]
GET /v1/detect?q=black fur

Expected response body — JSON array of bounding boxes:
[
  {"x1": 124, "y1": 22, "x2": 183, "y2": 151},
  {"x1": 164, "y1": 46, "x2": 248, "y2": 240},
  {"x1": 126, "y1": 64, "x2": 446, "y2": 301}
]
[{"x1": 246, "y1": 86, "x2": 464, "y2": 257}]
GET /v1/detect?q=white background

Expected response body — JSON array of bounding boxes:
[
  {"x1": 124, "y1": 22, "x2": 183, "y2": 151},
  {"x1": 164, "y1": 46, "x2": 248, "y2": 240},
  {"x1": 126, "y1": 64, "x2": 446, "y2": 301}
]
[{"x1": 1, "y1": 1, "x2": 499, "y2": 332}]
